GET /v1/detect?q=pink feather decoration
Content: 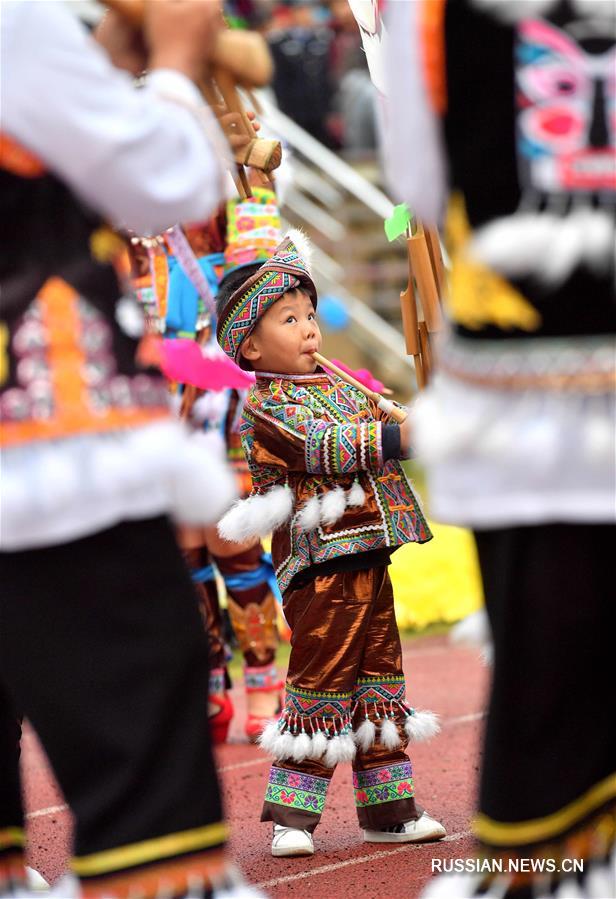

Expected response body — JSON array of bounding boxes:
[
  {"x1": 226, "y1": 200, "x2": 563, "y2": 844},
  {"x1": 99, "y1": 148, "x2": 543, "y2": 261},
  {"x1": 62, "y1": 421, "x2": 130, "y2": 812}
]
[{"x1": 160, "y1": 339, "x2": 255, "y2": 390}]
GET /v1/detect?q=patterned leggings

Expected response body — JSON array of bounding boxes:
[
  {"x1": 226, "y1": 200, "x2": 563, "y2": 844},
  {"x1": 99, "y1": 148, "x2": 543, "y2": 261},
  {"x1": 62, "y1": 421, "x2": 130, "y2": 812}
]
[
  {"x1": 261, "y1": 565, "x2": 421, "y2": 831},
  {"x1": 184, "y1": 542, "x2": 279, "y2": 696}
]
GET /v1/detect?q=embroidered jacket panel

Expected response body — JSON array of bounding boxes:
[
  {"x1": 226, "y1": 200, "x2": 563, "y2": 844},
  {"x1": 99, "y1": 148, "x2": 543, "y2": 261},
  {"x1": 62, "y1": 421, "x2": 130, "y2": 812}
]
[{"x1": 240, "y1": 370, "x2": 432, "y2": 592}]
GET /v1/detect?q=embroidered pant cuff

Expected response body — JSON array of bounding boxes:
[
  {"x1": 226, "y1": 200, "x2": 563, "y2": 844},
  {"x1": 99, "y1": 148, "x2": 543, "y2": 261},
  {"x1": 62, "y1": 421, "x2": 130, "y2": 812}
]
[
  {"x1": 261, "y1": 766, "x2": 329, "y2": 832},
  {"x1": 354, "y1": 762, "x2": 419, "y2": 828}
]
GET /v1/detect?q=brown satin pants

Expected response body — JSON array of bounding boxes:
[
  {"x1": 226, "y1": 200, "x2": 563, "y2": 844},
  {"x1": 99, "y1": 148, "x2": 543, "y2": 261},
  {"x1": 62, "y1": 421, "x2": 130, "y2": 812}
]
[{"x1": 261, "y1": 565, "x2": 419, "y2": 831}]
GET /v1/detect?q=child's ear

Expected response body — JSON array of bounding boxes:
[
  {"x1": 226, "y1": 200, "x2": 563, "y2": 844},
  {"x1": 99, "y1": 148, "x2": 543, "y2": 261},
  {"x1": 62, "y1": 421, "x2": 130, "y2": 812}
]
[{"x1": 240, "y1": 334, "x2": 261, "y2": 364}]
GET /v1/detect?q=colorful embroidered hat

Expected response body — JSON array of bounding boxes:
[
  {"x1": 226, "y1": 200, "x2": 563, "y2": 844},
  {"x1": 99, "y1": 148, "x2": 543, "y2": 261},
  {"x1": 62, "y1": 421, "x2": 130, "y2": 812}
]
[
  {"x1": 223, "y1": 187, "x2": 282, "y2": 278},
  {"x1": 217, "y1": 229, "x2": 317, "y2": 367}
]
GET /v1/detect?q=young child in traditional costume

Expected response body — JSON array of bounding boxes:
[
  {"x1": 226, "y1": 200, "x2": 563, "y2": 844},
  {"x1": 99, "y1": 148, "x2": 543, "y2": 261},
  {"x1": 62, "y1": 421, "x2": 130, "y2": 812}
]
[{"x1": 215, "y1": 230, "x2": 446, "y2": 857}]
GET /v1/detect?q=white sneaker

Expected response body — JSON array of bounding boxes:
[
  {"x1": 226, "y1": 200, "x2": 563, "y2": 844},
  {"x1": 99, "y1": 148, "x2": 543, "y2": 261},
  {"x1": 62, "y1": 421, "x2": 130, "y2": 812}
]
[
  {"x1": 271, "y1": 824, "x2": 315, "y2": 857},
  {"x1": 363, "y1": 811, "x2": 446, "y2": 843}
]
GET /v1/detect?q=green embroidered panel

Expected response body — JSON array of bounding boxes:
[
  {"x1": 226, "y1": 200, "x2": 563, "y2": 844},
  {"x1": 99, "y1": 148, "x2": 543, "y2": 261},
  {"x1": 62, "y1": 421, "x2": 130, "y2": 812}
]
[{"x1": 353, "y1": 762, "x2": 415, "y2": 807}]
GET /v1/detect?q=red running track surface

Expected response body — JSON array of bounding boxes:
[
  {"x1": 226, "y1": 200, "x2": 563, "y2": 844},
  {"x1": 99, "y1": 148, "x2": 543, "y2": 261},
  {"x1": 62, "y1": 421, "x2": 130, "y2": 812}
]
[{"x1": 20, "y1": 634, "x2": 488, "y2": 899}]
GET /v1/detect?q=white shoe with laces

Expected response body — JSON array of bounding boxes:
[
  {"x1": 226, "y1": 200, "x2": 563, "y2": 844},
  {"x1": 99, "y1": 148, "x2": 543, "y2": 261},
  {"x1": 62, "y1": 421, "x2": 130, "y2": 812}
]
[
  {"x1": 363, "y1": 811, "x2": 446, "y2": 843},
  {"x1": 271, "y1": 824, "x2": 315, "y2": 857}
]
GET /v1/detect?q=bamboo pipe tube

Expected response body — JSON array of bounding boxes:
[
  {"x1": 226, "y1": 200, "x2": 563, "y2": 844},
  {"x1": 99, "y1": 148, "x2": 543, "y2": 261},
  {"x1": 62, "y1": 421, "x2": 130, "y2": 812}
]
[
  {"x1": 213, "y1": 67, "x2": 254, "y2": 198},
  {"x1": 400, "y1": 284, "x2": 425, "y2": 390},
  {"x1": 418, "y1": 321, "x2": 432, "y2": 385},
  {"x1": 400, "y1": 239, "x2": 427, "y2": 390},
  {"x1": 424, "y1": 226, "x2": 447, "y2": 302},
  {"x1": 312, "y1": 352, "x2": 407, "y2": 424},
  {"x1": 408, "y1": 227, "x2": 443, "y2": 333}
]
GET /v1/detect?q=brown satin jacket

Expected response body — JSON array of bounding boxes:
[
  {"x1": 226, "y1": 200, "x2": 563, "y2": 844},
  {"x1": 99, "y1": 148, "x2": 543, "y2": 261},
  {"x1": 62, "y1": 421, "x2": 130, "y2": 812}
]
[{"x1": 240, "y1": 369, "x2": 432, "y2": 593}]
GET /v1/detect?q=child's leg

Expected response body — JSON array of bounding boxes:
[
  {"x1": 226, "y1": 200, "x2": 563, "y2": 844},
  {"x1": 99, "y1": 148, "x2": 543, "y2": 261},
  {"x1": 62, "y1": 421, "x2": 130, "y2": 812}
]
[
  {"x1": 212, "y1": 542, "x2": 282, "y2": 736},
  {"x1": 351, "y1": 568, "x2": 437, "y2": 830},
  {"x1": 260, "y1": 569, "x2": 380, "y2": 833},
  {"x1": 182, "y1": 545, "x2": 233, "y2": 743}
]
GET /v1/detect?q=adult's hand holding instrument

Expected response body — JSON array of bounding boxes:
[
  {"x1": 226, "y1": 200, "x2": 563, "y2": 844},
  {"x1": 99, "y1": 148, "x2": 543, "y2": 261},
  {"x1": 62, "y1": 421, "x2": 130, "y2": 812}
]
[
  {"x1": 102, "y1": 0, "x2": 281, "y2": 195},
  {"x1": 312, "y1": 352, "x2": 408, "y2": 423}
]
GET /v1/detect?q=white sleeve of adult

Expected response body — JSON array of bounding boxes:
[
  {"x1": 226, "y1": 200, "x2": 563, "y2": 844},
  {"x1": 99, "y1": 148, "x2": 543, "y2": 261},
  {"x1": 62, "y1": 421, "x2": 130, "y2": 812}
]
[
  {"x1": 381, "y1": 0, "x2": 447, "y2": 226},
  {"x1": 1, "y1": 1, "x2": 229, "y2": 235}
]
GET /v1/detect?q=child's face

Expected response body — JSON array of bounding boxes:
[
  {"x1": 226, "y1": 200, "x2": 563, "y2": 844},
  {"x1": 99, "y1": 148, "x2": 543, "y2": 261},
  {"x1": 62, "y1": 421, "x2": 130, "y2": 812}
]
[{"x1": 240, "y1": 288, "x2": 322, "y2": 374}]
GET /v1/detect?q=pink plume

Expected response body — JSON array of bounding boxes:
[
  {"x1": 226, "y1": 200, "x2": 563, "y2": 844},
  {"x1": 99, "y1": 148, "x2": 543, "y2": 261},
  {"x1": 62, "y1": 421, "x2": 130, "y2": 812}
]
[{"x1": 160, "y1": 339, "x2": 255, "y2": 390}]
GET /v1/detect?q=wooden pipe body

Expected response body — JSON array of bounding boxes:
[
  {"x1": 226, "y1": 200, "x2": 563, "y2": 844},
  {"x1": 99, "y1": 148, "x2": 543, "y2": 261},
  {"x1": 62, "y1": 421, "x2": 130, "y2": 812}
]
[
  {"x1": 424, "y1": 226, "x2": 447, "y2": 302},
  {"x1": 312, "y1": 352, "x2": 407, "y2": 424},
  {"x1": 407, "y1": 230, "x2": 442, "y2": 333}
]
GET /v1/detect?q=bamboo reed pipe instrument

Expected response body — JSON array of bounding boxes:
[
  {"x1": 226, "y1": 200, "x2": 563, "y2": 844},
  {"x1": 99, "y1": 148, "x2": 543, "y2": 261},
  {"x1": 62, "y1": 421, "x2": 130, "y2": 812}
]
[
  {"x1": 312, "y1": 352, "x2": 407, "y2": 424},
  {"x1": 103, "y1": 0, "x2": 281, "y2": 196},
  {"x1": 400, "y1": 219, "x2": 445, "y2": 390}
]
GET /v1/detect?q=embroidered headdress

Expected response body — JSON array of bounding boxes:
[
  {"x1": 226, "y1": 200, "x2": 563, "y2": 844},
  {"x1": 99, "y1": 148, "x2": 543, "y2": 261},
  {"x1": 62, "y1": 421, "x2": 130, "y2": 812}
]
[{"x1": 217, "y1": 228, "x2": 317, "y2": 366}]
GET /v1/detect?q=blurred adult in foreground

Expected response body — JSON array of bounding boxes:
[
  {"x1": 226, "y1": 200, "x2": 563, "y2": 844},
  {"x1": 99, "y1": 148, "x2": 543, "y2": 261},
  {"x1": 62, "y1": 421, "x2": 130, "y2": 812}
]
[{"x1": 379, "y1": 0, "x2": 615, "y2": 895}]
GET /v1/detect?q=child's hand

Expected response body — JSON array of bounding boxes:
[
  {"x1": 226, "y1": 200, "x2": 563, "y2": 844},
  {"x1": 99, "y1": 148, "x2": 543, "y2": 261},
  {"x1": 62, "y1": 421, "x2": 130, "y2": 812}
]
[{"x1": 399, "y1": 415, "x2": 413, "y2": 458}]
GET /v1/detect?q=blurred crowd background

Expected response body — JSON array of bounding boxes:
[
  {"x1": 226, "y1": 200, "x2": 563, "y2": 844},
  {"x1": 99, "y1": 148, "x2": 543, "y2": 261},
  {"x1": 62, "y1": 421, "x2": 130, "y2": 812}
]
[{"x1": 229, "y1": 0, "x2": 378, "y2": 155}]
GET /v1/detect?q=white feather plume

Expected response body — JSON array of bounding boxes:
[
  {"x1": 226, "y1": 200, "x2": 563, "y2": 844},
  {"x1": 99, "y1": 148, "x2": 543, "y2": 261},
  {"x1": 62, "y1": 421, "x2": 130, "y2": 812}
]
[
  {"x1": 262, "y1": 484, "x2": 294, "y2": 531},
  {"x1": 296, "y1": 494, "x2": 321, "y2": 532},
  {"x1": 217, "y1": 484, "x2": 293, "y2": 542},
  {"x1": 308, "y1": 731, "x2": 328, "y2": 759},
  {"x1": 291, "y1": 732, "x2": 312, "y2": 763},
  {"x1": 470, "y1": 209, "x2": 615, "y2": 286},
  {"x1": 354, "y1": 718, "x2": 376, "y2": 752},
  {"x1": 285, "y1": 227, "x2": 313, "y2": 275},
  {"x1": 323, "y1": 736, "x2": 345, "y2": 769},
  {"x1": 338, "y1": 734, "x2": 357, "y2": 763},
  {"x1": 347, "y1": 481, "x2": 366, "y2": 508},
  {"x1": 320, "y1": 486, "x2": 347, "y2": 526},
  {"x1": 217, "y1": 496, "x2": 259, "y2": 543},
  {"x1": 450, "y1": 610, "x2": 491, "y2": 650},
  {"x1": 258, "y1": 721, "x2": 281, "y2": 754},
  {"x1": 405, "y1": 710, "x2": 441, "y2": 742},
  {"x1": 274, "y1": 731, "x2": 295, "y2": 760},
  {"x1": 191, "y1": 391, "x2": 228, "y2": 426},
  {"x1": 473, "y1": 0, "x2": 616, "y2": 22},
  {"x1": 380, "y1": 718, "x2": 402, "y2": 750},
  {"x1": 169, "y1": 434, "x2": 237, "y2": 526}
]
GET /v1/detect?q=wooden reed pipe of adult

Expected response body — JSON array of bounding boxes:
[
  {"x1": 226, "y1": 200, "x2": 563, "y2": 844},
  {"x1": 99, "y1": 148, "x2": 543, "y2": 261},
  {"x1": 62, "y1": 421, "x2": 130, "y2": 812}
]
[{"x1": 312, "y1": 352, "x2": 408, "y2": 424}]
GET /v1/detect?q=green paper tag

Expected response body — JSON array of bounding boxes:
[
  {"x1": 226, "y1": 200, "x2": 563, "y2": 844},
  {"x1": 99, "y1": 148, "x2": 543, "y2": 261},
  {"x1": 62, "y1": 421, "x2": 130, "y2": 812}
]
[{"x1": 384, "y1": 204, "x2": 412, "y2": 242}]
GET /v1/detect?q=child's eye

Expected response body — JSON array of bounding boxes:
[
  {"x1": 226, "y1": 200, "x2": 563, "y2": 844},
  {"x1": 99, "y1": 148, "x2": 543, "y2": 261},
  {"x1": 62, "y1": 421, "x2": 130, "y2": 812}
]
[
  {"x1": 285, "y1": 316, "x2": 296, "y2": 324},
  {"x1": 308, "y1": 312, "x2": 316, "y2": 321}
]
